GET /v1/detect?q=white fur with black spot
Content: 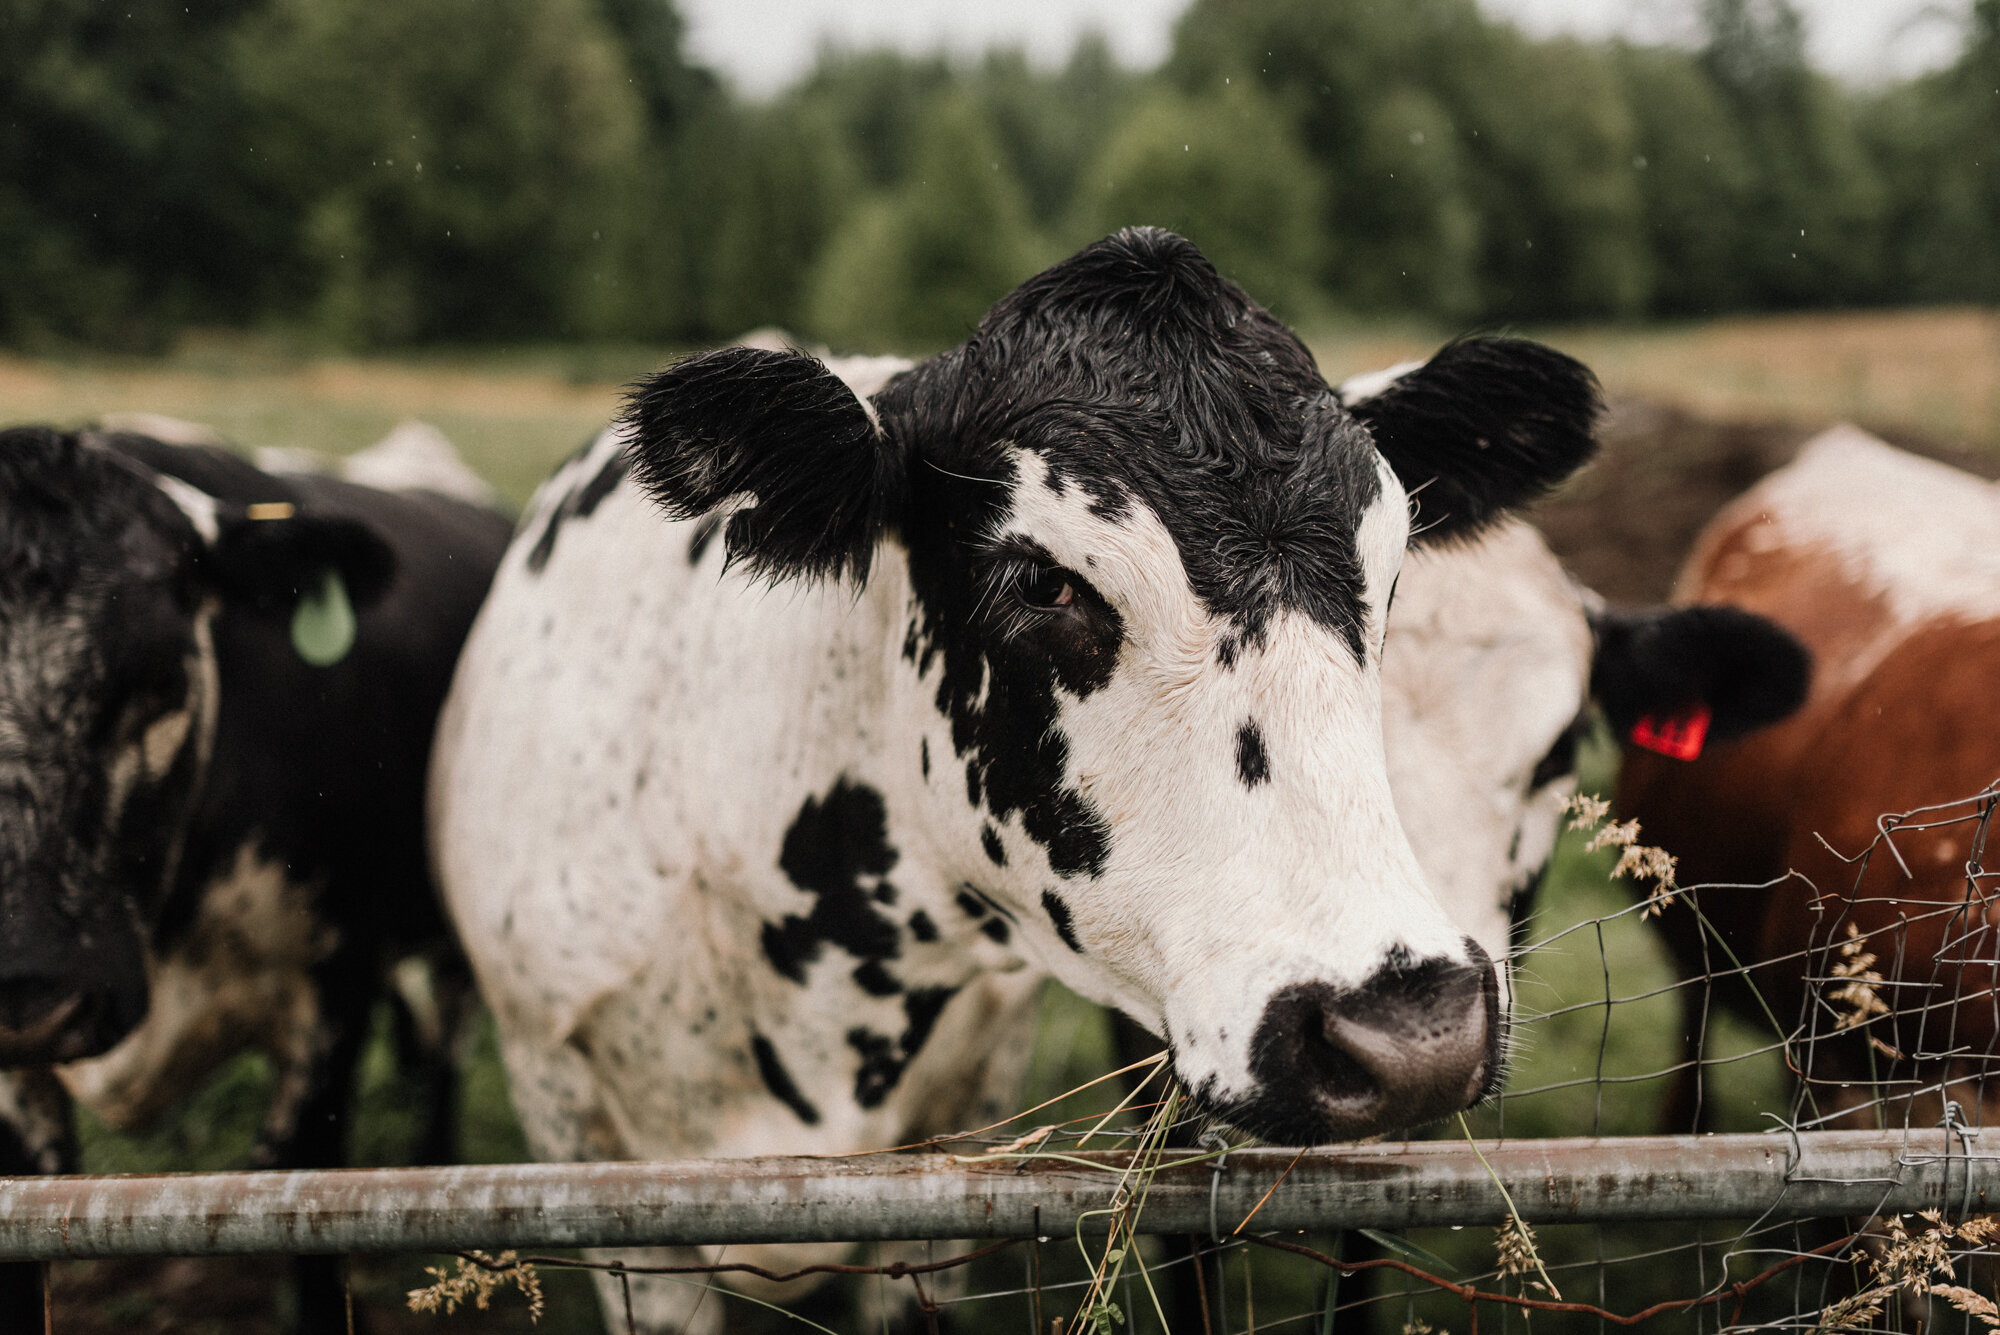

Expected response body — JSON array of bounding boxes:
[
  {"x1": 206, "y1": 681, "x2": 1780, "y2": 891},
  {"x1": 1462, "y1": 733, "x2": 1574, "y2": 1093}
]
[
  {"x1": 1382, "y1": 521, "x2": 1595, "y2": 996},
  {"x1": 434, "y1": 373, "x2": 1481, "y2": 1173}
]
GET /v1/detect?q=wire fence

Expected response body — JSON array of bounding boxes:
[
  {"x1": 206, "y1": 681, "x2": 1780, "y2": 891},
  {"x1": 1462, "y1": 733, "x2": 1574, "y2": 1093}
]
[{"x1": 15, "y1": 778, "x2": 2000, "y2": 1333}]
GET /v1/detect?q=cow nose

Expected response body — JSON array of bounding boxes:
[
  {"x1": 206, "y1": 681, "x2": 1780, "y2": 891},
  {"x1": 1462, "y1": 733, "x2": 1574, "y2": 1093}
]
[
  {"x1": 1241, "y1": 941, "x2": 1502, "y2": 1144},
  {"x1": 0, "y1": 975, "x2": 135, "y2": 1065}
]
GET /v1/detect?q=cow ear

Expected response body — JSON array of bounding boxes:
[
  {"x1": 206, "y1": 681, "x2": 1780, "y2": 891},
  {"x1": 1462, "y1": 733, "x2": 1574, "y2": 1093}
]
[
  {"x1": 205, "y1": 507, "x2": 398, "y2": 612},
  {"x1": 1345, "y1": 337, "x2": 1601, "y2": 546},
  {"x1": 620, "y1": 347, "x2": 901, "y2": 584},
  {"x1": 1591, "y1": 605, "x2": 1812, "y2": 745}
]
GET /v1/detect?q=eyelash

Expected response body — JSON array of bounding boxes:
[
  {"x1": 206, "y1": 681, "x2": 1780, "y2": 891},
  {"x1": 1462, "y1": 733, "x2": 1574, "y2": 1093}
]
[{"x1": 977, "y1": 555, "x2": 1090, "y2": 640}]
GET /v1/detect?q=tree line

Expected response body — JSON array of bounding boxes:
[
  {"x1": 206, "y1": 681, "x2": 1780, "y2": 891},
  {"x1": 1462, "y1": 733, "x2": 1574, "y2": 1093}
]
[{"x1": 1, "y1": 0, "x2": 1993, "y2": 352}]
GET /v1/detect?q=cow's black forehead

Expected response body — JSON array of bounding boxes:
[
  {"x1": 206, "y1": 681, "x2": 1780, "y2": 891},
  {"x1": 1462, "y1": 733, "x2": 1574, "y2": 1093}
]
[
  {"x1": 0, "y1": 427, "x2": 193, "y2": 599},
  {"x1": 880, "y1": 228, "x2": 1381, "y2": 653}
]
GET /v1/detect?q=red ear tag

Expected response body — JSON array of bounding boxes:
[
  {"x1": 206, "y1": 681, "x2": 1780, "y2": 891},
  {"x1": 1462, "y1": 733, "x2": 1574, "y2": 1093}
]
[{"x1": 1631, "y1": 703, "x2": 1712, "y2": 761}]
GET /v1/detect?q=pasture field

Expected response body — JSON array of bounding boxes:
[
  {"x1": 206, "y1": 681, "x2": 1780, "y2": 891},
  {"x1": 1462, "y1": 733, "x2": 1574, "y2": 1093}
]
[
  {"x1": 2, "y1": 305, "x2": 1994, "y2": 506},
  {"x1": 1309, "y1": 306, "x2": 2000, "y2": 455},
  {"x1": 5, "y1": 307, "x2": 1992, "y2": 1330},
  {"x1": 1548, "y1": 306, "x2": 2000, "y2": 454}
]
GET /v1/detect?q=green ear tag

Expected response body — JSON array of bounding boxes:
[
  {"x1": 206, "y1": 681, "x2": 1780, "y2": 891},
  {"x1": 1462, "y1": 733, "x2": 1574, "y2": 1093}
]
[{"x1": 290, "y1": 569, "x2": 356, "y2": 667}]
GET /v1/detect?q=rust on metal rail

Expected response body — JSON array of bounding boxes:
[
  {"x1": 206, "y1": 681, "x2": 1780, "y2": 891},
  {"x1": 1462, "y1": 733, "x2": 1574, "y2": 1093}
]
[{"x1": 0, "y1": 1128, "x2": 1988, "y2": 1259}]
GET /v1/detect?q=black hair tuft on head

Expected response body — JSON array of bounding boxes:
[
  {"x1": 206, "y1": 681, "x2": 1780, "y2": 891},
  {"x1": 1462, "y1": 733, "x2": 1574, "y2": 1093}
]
[
  {"x1": 620, "y1": 347, "x2": 900, "y2": 585},
  {"x1": 0, "y1": 425, "x2": 194, "y2": 596}
]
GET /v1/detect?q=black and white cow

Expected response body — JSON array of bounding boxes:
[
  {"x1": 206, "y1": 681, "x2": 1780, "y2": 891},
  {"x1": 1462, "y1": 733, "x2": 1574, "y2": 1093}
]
[
  {"x1": 1114, "y1": 377, "x2": 1813, "y2": 1332},
  {"x1": 1344, "y1": 355, "x2": 1811, "y2": 977},
  {"x1": 430, "y1": 229, "x2": 1622, "y2": 1329},
  {"x1": 0, "y1": 425, "x2": 511, "y2": 1330}
]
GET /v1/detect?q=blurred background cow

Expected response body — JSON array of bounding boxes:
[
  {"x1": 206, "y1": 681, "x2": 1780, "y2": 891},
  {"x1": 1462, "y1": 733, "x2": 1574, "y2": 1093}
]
[
  {"x1": 0, "y1": 423, "x2": 508, "y2": 1332},
  {"x1": 1621, "y1": 426, "x2": 2000, "y2": 1131}
]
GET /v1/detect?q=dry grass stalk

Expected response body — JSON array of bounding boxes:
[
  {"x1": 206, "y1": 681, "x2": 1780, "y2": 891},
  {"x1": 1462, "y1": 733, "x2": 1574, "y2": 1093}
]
[
  {"x1": 1828, "y1": 921, "x2": 1906, "y2": 1060},
  {"x1": 407, "y1": 1249, "x2": 546, "y2": 1323},
  {"x1": 1814, "y1": 1211, "x2": 2000, "y2": 1333},
  {"x1": 1494, "y1": 1215, "x2": 1555, "y2": 1295},
  {"x1": 1066, "y1": 1081, "x2": 1183, "y2": 1335},
  {"x1": 1458, "y1": 1113, "x2": 1563, "y2": 1301},
  {"x1": 950, "y1": 1122, "x2": 1058, "y2": 1162},
  {"x1": 1564, "y1": 794, "x2": 1679, "y2": 914}
]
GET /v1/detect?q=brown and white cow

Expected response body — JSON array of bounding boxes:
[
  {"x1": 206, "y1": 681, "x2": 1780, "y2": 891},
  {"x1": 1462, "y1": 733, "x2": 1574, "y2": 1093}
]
[{"x1": 1620, "y1": 424, "x2": 2000, "y2": 1130}]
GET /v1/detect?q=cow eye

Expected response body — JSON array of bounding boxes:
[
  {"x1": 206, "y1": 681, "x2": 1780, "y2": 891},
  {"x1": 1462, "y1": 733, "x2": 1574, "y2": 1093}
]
[{"x1": 1013, "y1": 566, "x2": 1076, "y2": 610}]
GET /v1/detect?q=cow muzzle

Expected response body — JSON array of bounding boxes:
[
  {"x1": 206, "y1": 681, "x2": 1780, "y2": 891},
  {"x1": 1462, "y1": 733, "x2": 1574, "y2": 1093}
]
[
  {"x1": 1211, "y1": 940, "x2": 1503, "y2": 1144},
  {"x1": 0, "y1": 973, "x2": 146, "y2": 1065}
]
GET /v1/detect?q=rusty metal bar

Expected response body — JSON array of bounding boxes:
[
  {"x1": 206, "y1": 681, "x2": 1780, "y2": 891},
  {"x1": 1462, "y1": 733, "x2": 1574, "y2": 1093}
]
[{"x1": 0, "y1": 1129, "x2": 1990, "y2": 1259}]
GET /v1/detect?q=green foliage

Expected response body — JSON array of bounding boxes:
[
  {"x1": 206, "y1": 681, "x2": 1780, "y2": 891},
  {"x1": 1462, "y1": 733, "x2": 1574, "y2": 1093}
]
[
  {"x1": 595, "y1": 0, "x2": 719, "y2": 135},
  {"x1": 789, "y1": 48, "x2": 956, "y2": 192},
  {"x1": 0, "y1": 0, "x2": 1988, "y2": 352},
  {"x1": 1738, "y1": 74, "x2": 1888, "y2": 308},
  {"x1": 805, "y1": 92, "x2": 1046, "y2": 351},
  {"x1": 231, "y1": 0, "x2": 656, "y2": 345},
  {"x1": 1457, "y1": 34, "x2": 1652, "y2": 320},
  {"x1": 970, "y1": 36, "x2": 1141, "y2": 227},
  {"x1": 1700, "y1": 0, "x2": 1809, "y2": 100},
  {"x1": 1868, "y1": 2, "x2": 2000, "y2": 303},
  {"x1": 1336, "y1": 84, "x2": 1483, "y2": 317},
  {"x1": 1696, "y1": 0, "x2": 1889, "y2": 307},
  {"x1": 792, "y1": 39, "x2": 1136, "y2": 223},
  {"x1": 1168, "y1": 0, "x2": 1500, "y2": 316},
  {"x1": 1166, "y1": 0, "x2": 1651, "y2": 320},
  {"x1": 1616, "y1": 44, "x2": 1760, "y2": 315},
  {"x1": 0, "y1": 0, "x2": 284, "y2": 346},
  {"x1": 703, "y1": 103, "x2": 860, "y2": 337},
  {"x1": 1070, "y1": 83, "x2": 1325, "y2": 318}
]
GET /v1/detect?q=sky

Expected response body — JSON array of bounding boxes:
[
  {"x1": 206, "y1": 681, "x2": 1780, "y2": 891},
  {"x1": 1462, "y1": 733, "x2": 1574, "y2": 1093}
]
[{"x1": 677, "y1": 0, "x2": 1973, "y2": 98}]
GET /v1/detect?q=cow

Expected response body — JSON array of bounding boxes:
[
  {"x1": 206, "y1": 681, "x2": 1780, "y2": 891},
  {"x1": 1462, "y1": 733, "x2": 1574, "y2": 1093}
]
[
  {"x1": 1334, "y1": 361, "x2": 1808, "y2": 985},
  {"x1": 1377, "y1": 527, "x2": 1808, "y2": 994},
  {"x1": 0, "y1": 423, "x2": 512, "y2": 1331},
  {"x1": 430, "y1": 228, "x2": 1805, "y2": 1332},
  {"x1": 1120, "y1": 372, "x2": 1812, "y2": 1332},
  {"x1": 1619, "y1": 424, "x2": 2000, "y2": 1134}
]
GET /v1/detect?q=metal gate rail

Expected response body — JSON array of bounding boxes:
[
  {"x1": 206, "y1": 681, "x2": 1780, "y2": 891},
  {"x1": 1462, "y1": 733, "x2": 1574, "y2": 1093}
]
[{"x1": 0, "y1": 1129, "x2": 1987, "y2": 1259}]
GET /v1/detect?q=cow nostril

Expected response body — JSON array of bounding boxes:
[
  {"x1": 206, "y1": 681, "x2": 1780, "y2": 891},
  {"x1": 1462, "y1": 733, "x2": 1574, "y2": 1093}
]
[
  {"x1": 0, "y1": 979, "x2": 89, "y2": 1057},
  {"x1": 1235, "y1": 949, "x2": 1499, "y2": 1144},
  {"x1": 0, "y1": 973, "x2": 144, "y2": 1064},
  {"x1": 0, "y1": 980, "x2": 81, "y2": 1033},
  {"x1": 1296, "y1": 1004, "x2": 1382, "y2": 1110}
]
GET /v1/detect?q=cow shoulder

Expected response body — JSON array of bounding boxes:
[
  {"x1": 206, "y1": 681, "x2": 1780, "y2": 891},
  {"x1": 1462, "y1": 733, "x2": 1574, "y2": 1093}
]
[{"x1": 1682, "y1": 426, "x2": 2000, "y2": 693}]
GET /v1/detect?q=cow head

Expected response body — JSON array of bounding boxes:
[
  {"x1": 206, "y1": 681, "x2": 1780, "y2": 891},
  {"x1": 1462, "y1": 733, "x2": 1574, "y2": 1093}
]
[
  {"x1": 622, "y1": 229, "x2": 1601, "y2": 1143},
  {"x1": 0, "y1": 427, "x2": 394, "y2": 1064}
]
